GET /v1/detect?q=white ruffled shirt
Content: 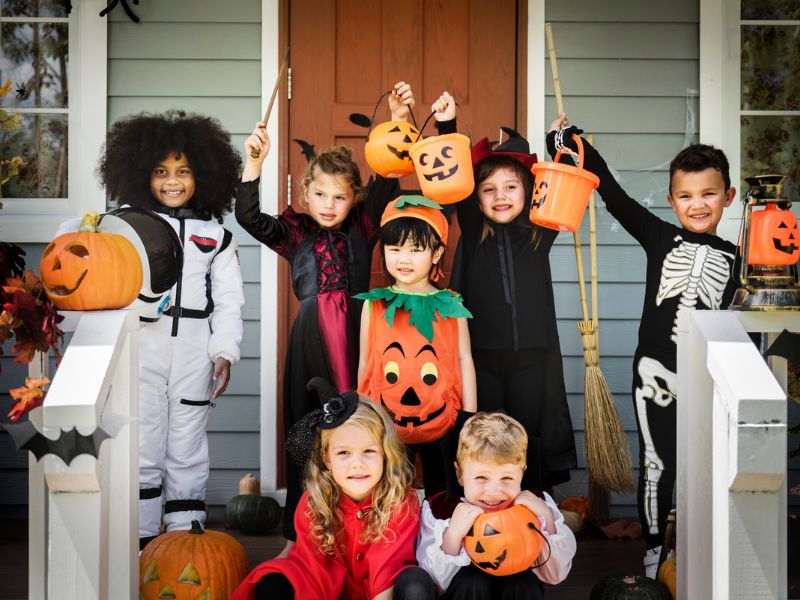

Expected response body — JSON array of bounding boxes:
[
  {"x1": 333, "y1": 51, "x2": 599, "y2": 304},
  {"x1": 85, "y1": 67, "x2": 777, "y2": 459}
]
[{"x1": 415, "y1": 492, "x2": 577, "y2": 591}]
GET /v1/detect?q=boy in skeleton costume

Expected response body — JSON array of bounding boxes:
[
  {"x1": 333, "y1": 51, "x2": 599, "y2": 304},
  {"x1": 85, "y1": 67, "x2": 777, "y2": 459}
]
[{"x1": 547, "y1": 116, "x2": 737, "y2": 577}]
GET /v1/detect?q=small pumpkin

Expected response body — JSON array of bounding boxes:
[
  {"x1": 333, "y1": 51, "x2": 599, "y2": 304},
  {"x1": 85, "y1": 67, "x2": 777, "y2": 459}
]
[
  {"x1": 225, "y1": 473, "x2": 282, "y2": 534},
  {"x1": 365, "y1": 120, "x2": 420, "y2": 178},
  {"x1": 561, "y1": 509, "x2": 584, "y2": 534},
  {"x1": 657, "y1": 557, "x2": 676, "y2": 599},
  {"x1": 589, "y1": 574, "x2": 672, "y2": 600},
  {"x1": 40, "y1": 211, "x2": 143, "y2": 311},
  {"x1": 139, "y1": 520, "x2": 248, "y2": 600},
  {"x1": 559, "y1": 495, "x2": 590, "y2": 521},
  {"x1": 463, "y1": 504, "x2": 544, "y2": 577}
]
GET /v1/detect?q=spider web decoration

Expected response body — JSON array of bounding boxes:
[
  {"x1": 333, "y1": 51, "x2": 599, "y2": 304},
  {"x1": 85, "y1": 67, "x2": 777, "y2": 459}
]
[{"x1": 99, "y1": 0, "x2": 140, "y2": 23}]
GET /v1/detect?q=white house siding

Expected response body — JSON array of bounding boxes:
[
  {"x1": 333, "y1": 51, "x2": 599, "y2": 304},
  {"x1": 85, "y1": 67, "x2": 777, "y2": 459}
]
[{"x1": 544, "y1": 0, "x2": 701, "y2": 516}]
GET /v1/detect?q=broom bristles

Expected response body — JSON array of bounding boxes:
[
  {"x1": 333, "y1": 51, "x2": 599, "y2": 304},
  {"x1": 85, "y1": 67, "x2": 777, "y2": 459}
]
[{"x1": 584, "y1": 365, "x2": 636, "y2": 493}]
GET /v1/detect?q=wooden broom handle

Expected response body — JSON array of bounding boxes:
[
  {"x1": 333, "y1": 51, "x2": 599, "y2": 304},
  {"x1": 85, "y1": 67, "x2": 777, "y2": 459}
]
[
  {"x1": 546, "y1": 22, "x2": 590, "y2": 323},
  {"x1": 588, "y1": 134, "x2": 599, "y2": 327}
]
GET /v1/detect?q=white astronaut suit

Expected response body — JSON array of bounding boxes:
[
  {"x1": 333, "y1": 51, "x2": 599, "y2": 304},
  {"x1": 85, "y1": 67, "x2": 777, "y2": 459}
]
[{"x1": 138, "y1": 206, "x2": 244, "y2": 544}]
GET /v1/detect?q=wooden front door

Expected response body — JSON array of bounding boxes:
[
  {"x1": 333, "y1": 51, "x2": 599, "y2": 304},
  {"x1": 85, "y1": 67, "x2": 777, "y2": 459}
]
[{"x1": 275, "y1": 0, "x2": 526, "y2": 484}]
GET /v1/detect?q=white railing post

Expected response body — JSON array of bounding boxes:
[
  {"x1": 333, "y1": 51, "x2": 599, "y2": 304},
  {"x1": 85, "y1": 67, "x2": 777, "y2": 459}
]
[
  {"x1": 25, "y1": 309, "x2": 139, "y2": 599},
  {"x1": 678, "y1": 310, "x2": 795, "y2": 600}
]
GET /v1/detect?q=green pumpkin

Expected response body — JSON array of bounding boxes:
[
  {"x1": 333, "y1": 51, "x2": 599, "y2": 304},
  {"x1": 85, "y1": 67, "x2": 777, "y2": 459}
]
[
  {"x1": 225, "y1": 494, "x2": 281, "y2": 534},
  {"x1": 590, "y1": 574, "x2": 672, "y2": 600}
]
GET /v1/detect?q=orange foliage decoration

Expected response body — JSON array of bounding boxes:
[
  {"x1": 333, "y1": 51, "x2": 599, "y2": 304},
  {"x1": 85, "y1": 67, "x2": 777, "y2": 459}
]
[{"x1": 8, "y1": 377, "x2": 50, "y2": 422}]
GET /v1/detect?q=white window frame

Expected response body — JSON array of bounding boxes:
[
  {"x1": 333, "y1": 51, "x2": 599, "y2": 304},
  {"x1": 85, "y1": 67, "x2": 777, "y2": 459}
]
[
  {"x1": 700, "y1": 0, "x2": 800, "y2": 243},
  {"x1": 0, "y1": 0, "x2": 107, "y2": 243}
]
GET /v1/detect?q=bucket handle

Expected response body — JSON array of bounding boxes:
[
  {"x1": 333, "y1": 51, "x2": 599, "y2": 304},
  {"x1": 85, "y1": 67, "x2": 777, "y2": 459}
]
[
  {"x1": 554, "y1": 133, "x2": 585, "y2": 169},
  {"x1": 364, "y1": 90, "x2": 419, "y2": 140},
  {"x1": 411, "y1": 103, "x2": 472, "y2": 144}
]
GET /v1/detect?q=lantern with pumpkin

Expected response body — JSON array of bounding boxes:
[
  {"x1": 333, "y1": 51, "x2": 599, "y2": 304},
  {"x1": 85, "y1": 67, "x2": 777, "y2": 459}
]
[
  {"x1": 463, "y1": 504, "x2": 545, "y2": 576},
  {"x1": 40, "y1": 211, "x2": 143, "y2": 311},
  {"x1": 139, "y1": 520, "x2": 249, "y2": 600},
  {"x1": 731, "y1": 174, "x2": 800, "y2": 310}
]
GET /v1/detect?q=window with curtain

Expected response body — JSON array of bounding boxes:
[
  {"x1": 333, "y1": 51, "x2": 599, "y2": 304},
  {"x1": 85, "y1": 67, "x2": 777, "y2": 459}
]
[
  {"x1": 740, "y1": 0, "x2": 800, "y2": 200},
  {"x1": 0, "y1": 0, "x2": 69, "y2": 202}
]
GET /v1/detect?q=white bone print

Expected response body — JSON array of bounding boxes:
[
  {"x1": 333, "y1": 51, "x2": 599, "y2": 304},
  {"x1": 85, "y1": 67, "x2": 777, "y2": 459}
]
[
  {"x1": 656, "y1": 236, "x2": 734, "y2": 343},
  {"x1": 634, "y1": 356, "x2": 677, "y2": 535}
]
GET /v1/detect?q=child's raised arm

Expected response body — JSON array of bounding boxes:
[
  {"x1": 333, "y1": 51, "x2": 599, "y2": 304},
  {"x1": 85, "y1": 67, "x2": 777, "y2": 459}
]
[
  {"x1": 432, "y1": 91, "x2": 456, "y2": 123},
  {"x1": 241, "y1": 121, "x2": 270, "y2": 182},
  {"x1": 388, "y1": 81, "x2": 415, "y2": 122}
]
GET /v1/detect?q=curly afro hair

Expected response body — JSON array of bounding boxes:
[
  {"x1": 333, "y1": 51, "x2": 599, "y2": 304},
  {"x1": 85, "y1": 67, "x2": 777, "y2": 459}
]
[{"x1": 99, "y1": 110, "x2": 242, "y2": 221}]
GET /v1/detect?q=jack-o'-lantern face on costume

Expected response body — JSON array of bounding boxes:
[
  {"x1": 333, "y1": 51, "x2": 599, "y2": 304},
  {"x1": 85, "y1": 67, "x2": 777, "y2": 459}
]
[
  {"x1": 374, "y1": 324, "x2": 460, "y2": 444},
  {"x1": 748, "y1": 204, "x2": 800, "y2": 265},
  {"x1": 365, "y1": 121, "x2": 420, "y2": 178}
]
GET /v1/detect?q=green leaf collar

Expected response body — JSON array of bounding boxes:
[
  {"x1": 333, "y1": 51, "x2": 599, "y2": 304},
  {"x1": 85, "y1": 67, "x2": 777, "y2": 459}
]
[{"x1": 354, "y1": 287, "x2": 472, "y2": 342}]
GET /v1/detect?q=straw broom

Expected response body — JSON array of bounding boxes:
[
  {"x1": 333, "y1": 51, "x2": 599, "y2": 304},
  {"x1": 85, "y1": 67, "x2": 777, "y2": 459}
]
[{"x1": 545, "y1": 23, "x2": 635, "y2": 497}]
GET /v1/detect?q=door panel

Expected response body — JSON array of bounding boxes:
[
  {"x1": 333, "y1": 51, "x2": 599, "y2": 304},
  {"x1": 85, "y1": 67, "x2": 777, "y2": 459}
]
[{"x1": 277, "y1": 0, "x2": 524, "y2": 485}]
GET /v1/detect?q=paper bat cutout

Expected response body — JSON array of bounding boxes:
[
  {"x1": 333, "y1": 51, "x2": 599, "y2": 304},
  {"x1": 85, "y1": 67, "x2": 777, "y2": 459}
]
[
  {"x1": 765, "y1": 329, "x2": 800, "y2": 364},
  {"x1": 1, "y1": 410, "x2": 131, "y2": 465},
  {"x1": 293, "y1": 138, "x2": 316, "y2": 163}
]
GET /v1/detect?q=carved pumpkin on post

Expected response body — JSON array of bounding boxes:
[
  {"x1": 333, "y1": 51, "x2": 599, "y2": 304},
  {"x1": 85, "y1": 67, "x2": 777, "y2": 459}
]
[
  {"x1": 39, "y1": 211, "x2": 143, "y2": 311},
  {"x1": 464, "y1": 504, "x2": 544, "y2": 576},
  {"x1": 365, "y1": 120, "x2": 420, "y2": 178},
  {"x1": 139, "y1": 520, "x2": 249, "y2": 600}
]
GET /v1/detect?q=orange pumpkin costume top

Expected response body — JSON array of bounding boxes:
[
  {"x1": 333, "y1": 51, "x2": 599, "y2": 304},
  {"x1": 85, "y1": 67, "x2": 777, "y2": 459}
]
[{"x1": 358, "y1": 287, "x2": 470, "y2": 445}]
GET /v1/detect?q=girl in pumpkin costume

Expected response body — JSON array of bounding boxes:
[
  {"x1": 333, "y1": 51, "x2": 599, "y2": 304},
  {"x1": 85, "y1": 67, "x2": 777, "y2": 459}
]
[
  {"x1": 99, "y1": 111, "x2": 245, "y2": 549},
  {"x1": 357, "y1": 195, "x2": 477, "y2": 498},
  {"x1": 232, "y1": 384, "x2": 435, "y2": 600},
  {"x1": 449, "y1": 112, "x2": 577, "y2": 491}
]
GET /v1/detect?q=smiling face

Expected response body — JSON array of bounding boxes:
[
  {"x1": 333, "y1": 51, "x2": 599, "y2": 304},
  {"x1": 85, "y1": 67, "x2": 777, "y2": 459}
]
[
  {"x1": 667, "y1": 168, "x2": 735, "y2": 235},
  {"x1": 304, "y1": 171, "x2": 357, "y2": 229},
  {"x1": 477, "y1": 166, "x2": 527, "y2": 224},
  {"x1": 149, "y1": 152, "x2": 196, "y2": 209},
  {"x1": 457, "y1": 457, "x2": 523, "y2": 512},
  {"x1": 383, "y1": 238, "x2": 443, "y2": 292},
  {"x1": 324, "y1": 423, "x2": 384, "y2": 502}
]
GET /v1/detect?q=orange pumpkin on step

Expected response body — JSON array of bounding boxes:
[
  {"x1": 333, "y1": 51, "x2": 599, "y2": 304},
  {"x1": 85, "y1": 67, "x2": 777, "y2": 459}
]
[
  {"x1": 463, "y1": 504, "x2": 544, "y2": 576},
  {"x1": 139, "y1": 520, "x2": 248, "y2": 600},
  {"x1": 40, "y1": 211, "x2": 143, "y2": 311}
]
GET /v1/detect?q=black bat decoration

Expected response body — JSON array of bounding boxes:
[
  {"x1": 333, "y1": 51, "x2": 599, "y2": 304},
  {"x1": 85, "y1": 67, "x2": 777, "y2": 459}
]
[
  {"x1": 293, "y1": 138, "x2": 316, "y2": 163},
  {"x1": 1, "y1": 414, "x2": 127, "y2": 465},
  {"x1": 765, "y1": 329, "x2": 800, "y2": 364},
  {"x1": 99, "y1": 0, "x2": 140, "y2": 23}
]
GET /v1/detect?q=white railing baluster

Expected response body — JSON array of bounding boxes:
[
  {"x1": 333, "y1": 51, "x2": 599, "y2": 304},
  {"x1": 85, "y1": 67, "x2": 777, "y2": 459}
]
[
  {"x1": 678, "y1": 310, "x2": 795, "y2": 600},
  {"x1": 25, "y1": 309, "x2": 139, "y2": 599}
]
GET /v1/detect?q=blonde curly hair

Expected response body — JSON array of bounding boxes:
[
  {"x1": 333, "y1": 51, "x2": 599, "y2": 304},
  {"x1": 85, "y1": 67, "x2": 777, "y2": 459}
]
[{"x1": 305, "y1": 399, "x2": 414, "y2": 556}]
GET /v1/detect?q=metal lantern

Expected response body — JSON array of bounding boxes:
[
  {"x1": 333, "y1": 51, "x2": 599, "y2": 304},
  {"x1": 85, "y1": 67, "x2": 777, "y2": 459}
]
[{"x1": 731, "y1": 174, "x2": 800, "y2": 311}]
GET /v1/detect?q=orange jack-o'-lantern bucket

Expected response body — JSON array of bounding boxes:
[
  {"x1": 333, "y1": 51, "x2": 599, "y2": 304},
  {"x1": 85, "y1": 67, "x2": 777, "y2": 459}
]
[
  {"x1": 409, "y1": 129, "x2": 474, "y2": 204},
  {"x1": 529, "y1": 134, "x2": 599, "y2": 232},
  {"x1": 365, "y1": 120, "x2": 421, "y2": 178},
  {"x1": 463, "y1": 505, "x2": 544, "y2": 576},
  {"x1": 362, "y1": 90, "x2": 420, "y2": 178},
  {"x1": 747, "y1": 203, "x2": 800, "y2": 265}
]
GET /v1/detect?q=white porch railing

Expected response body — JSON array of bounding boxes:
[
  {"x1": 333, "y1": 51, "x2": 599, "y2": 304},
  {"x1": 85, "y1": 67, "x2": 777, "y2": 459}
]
[
  {"x1": 26, "y1": 309, "x2": 139, "y2": 600},
  {"x1": 677, "y1": 310, "x2": 797, "y2": 600}
]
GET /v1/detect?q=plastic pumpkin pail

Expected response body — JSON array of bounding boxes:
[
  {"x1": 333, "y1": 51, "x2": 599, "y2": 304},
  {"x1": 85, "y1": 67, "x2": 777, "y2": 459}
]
[
  {"x1": 529, "y1": 134, "x2": 599, "y2": 231},
  {"x1": 365, "y1": 120, "x2": 420, "y2": 178},
  {"x1": 409, "y1": 133, "x2": 474, "y2": 204}
]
